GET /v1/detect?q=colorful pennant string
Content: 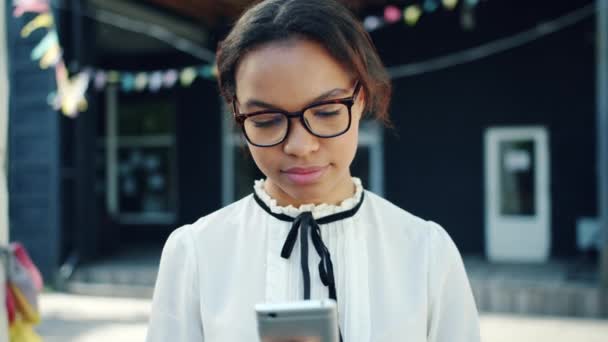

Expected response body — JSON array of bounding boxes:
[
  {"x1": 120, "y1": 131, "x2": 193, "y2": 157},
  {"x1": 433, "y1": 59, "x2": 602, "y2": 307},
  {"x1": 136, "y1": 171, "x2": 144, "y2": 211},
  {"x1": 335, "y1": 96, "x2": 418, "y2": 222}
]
[
  {"x1": 12, "y1": 0, "x2": 217, "y2": 117},
  {"x1": 13, "y1": 0, "x2": 483, "y2": 117},
  {"x1": 363, "y1": 0, "x2": 484, "y2": 32}
]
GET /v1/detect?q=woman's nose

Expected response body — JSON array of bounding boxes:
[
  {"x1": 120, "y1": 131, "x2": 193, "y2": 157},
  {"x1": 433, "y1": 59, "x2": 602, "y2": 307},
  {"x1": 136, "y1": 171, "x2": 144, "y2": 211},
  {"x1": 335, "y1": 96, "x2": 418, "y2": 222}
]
[{"x1": 282, "y1": 119, "x2": 319, "y2": 157}]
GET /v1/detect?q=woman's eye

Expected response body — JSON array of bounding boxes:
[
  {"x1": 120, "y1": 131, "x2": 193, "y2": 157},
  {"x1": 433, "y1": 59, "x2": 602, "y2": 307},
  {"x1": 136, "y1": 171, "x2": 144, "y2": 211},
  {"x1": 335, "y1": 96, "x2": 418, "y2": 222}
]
[
  {"x1": 252, "y1": 118, "x2": 282, "y2": 128},
  {"x1": 313, "y1": 110, "x2": 341, "y2": 117}
]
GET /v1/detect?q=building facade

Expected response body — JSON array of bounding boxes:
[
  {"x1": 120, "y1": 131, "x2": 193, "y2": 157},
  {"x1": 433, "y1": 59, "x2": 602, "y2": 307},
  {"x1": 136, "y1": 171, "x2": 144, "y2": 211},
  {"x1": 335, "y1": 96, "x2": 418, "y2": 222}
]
[{"x1": 5, "y1": 0, "x2": 600, "y2": 281}]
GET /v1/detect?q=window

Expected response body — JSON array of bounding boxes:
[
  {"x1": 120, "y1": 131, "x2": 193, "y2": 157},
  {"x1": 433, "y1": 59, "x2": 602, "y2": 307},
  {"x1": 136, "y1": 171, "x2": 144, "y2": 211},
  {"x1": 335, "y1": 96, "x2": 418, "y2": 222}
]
[
  {"x1": 98, "y1": 86, "x2": 177, "y2": 225},
  {"x1": 499, "y1": 140, "x2": 536, "y2": 216}
]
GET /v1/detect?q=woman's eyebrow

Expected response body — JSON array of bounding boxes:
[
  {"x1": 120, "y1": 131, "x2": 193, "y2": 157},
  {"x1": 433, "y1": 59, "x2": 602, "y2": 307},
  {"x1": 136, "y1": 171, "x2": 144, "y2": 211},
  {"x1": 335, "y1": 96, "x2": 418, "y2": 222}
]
[
  {"x1": 244, "y1": 87, "x2": 349, "y2": 111},
  {"x1": 310, "y1": 87, "x2": 349, "y2": 103},
  {"x1": 243, "y1": 99, "x2": 282, "y2": 111}
]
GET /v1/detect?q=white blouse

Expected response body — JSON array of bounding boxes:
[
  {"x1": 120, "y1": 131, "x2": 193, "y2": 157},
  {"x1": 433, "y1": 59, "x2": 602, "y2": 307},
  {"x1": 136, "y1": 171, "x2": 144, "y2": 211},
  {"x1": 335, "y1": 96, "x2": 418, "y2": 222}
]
[{"x1": 146, "y1": 178, "x2": 481, "y2": 342}]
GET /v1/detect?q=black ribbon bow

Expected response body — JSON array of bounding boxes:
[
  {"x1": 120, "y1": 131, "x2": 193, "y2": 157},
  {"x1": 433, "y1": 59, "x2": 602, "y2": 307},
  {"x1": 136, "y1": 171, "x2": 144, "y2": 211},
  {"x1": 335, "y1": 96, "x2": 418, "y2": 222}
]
[{"x1": 280, "y1": 211, "x2": 338, "y2": 301}]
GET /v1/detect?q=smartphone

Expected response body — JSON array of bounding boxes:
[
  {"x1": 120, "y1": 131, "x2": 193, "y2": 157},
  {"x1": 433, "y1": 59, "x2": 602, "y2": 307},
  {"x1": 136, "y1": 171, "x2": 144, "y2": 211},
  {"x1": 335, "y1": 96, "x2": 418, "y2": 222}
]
[{"x1": 255, "y1": 299, "x2": 340, "y2": 342}]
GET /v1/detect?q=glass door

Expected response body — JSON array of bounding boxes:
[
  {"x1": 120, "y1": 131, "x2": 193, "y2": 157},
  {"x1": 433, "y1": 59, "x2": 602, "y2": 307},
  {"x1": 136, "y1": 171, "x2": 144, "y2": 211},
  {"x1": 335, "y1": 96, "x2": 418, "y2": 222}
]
[{"x1": 484, "y1": 127, "x2": 550, "y2": 262}]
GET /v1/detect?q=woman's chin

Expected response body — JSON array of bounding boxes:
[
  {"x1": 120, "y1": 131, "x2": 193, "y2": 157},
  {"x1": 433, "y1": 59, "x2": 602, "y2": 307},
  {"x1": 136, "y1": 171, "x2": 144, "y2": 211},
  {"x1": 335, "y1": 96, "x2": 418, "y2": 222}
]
[{"x1": 267, "y1": 171, "x2": 352, "y2": 206}]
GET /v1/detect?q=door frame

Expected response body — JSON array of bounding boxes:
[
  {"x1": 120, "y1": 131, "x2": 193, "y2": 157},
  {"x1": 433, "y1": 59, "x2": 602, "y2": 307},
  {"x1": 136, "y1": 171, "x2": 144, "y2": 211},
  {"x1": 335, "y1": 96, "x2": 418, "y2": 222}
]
[{"x1": 484, "y1": 126, "x2": 551, "y2": 262}]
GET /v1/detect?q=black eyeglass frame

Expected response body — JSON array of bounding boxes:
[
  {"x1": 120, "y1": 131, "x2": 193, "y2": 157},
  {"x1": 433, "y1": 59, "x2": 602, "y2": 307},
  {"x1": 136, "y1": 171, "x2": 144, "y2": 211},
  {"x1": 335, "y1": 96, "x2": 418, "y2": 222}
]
[{"x1": 232, "y1": 81, "x2": 362, "y2": 147}]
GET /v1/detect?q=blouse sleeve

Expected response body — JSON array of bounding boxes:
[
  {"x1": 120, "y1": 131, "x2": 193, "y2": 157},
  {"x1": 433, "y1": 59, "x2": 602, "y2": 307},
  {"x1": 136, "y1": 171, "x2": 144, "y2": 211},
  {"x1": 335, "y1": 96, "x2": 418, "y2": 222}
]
[
  {"x1": 146, "y1": 226, "x2": 204, "y2": 341},
  {"x1": 426, "y1": 222, "x2": 481, "y2": 342}
]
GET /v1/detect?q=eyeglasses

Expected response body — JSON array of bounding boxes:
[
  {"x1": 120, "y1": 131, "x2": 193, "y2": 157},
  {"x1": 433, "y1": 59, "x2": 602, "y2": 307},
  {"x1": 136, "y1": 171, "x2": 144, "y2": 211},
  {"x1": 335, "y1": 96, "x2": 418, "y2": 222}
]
[{"x1": 233, "y1": 82, "x2": 361, "y2": 147}]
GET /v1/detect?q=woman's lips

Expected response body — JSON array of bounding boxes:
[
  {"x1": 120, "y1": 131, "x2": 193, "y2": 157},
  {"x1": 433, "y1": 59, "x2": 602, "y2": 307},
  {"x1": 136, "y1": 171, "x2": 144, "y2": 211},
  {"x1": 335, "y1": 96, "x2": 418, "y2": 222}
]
[{"x1": 282, "y1": 166, "x2": 328, "y2": 185}]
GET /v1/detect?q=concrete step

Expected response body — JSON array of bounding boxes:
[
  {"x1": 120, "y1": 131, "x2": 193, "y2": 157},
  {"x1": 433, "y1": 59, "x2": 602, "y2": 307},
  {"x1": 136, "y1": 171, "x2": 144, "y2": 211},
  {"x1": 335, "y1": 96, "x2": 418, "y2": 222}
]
[
  {"x1": 470, "y1": 280, "x2": 603, "y2": 318},
  {"x1": 66, "y1": 281, "x2": 154, "y2": 299},
  {"x1": 64, "y1": 254, "x2": 607, "y2": 317},
  {"x1": 70, "y1": 263, "x2": 158, "y2": 287},
  {"x1": 465, "y1": 256, "x2": 606, "y2": 318},
  {"x1": 65, "y1": 248, "x2": 160, "y2": 298}
]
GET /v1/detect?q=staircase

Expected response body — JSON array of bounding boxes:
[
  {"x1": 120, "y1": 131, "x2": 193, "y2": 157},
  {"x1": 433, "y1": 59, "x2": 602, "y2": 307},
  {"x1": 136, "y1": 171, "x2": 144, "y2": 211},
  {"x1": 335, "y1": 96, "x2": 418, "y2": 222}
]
[{"x1": 65, "y1": 252, "x2": 606, "y2": 318}]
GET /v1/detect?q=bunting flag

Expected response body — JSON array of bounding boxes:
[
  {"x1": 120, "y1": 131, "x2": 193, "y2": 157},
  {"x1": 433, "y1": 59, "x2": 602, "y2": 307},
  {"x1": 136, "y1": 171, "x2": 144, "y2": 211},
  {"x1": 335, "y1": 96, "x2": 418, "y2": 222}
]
[
  {"x1": 51, "y1": 61, "x2": 89, "y2": 117},
  {"x1": 362, "y1": 0, "x2": 484, "y2": 31},
  {"x1": 13, "y1": 0, "x2": 483, "y2": 117},
  {"x1": 12, "y1": 0, "x2": 217, "y2": 117},
  {"x1": 13, "y1": 0, "x2": 49, "y2": 17}
]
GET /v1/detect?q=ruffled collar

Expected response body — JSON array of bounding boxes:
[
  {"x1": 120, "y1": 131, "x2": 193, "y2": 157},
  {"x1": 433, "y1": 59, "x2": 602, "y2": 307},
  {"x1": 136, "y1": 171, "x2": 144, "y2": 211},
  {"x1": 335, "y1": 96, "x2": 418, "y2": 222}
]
[{"x1": 253, "y1": 177, "x2": 364, "y2": 220}]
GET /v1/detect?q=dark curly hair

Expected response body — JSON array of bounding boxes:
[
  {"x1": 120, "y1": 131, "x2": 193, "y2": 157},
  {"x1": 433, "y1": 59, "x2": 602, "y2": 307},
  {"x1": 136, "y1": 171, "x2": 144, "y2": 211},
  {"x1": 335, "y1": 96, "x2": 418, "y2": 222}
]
[{"x1": 216, "y1": 0, "x2": 392, "y2": 125}]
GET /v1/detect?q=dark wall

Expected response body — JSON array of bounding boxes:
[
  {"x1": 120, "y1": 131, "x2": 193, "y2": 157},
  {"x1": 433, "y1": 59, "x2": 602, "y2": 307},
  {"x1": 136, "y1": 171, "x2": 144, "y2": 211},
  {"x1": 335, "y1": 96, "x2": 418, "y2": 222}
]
[
  {"x1": 374, "y1": 0, "x2": 596, "y2": 256},
  {"x1": 6, "y1": 7, "x2": 62, "y2": 280},
  {"x1": 176, "y1": 79, "x2": 222, "y2": 225},
  {"x1": 67, "y1": 0, "x2": 100, "y2": 263}
]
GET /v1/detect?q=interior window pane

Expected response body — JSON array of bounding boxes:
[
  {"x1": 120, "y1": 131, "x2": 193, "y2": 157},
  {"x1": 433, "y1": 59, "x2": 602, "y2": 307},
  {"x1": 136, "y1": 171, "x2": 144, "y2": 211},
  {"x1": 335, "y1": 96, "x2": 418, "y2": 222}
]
[
  {"x1": 117, "y1": 146, "x2": 175, "y2": 214},
  {"x1": 499, "y1": 140, "x2": 536, "y2": 216},
  {"x1": 118, "y1": 97, "x2": 174, "y2": 136}
]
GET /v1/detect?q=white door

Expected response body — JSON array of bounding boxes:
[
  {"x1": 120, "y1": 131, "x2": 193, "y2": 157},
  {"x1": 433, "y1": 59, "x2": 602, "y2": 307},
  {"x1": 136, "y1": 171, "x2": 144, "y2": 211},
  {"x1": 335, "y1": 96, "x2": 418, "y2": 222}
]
[{"x1": 485, "y1": 127, "x2": 551, "y2": 262}]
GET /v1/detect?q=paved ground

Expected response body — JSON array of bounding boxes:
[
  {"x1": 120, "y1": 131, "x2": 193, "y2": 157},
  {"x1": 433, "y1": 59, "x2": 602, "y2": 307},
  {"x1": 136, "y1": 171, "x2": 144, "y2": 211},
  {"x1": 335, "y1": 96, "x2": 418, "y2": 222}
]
[
  {"x1": 479, "y1": 314, "x2": 608, "y2": 342},
  {"x1": 37, "y1": 294, "x2": 150, "y2": 342},
  {"x1": 36, "y1": 293, "x2": 608, "y2": 342}
]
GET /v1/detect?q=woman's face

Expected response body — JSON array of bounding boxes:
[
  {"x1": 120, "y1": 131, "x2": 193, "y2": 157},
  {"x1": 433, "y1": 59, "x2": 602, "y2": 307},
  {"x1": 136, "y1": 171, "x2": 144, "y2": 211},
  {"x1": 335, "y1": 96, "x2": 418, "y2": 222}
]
[{"x1": 234, "y1": 38, "x2": 365, "y2": 206}]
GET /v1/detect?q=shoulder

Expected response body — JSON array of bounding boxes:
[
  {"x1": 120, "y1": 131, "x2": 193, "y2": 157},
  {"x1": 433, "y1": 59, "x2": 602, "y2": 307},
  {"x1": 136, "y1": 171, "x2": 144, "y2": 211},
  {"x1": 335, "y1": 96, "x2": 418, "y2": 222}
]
[
  {"x1": 363, "y1": 190, "x2": 465, "y2": 267},
  {"x1": 363, "y1": 190, "x2": 458, "y2": 251},
  {"x1": 166, "y1": 194, "x2": 256, "y2": 245},
  {"x1": 363, "y1": 190, "x2": 446, "y2": 234},
  {"x1": 363, "y1": 190, "x2": 427, "y2": 225},
  {"x1": 157, "y1": 195, "x2": 257, "y2": 277},
  {"x1": 193, "y1": 194, "x2": 254, "y2": 227}
]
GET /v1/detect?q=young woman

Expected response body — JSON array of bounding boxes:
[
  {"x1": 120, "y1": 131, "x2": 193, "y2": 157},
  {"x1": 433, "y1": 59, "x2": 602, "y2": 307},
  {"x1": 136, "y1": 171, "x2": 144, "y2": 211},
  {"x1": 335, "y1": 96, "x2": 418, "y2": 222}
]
[{"x1": 146, "y1": 0, "x2": 480, "y2": 341}]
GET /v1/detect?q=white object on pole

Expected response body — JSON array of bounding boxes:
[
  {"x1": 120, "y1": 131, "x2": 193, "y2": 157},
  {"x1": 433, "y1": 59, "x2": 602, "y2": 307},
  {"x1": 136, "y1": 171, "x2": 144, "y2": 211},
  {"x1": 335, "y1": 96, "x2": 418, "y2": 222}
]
[
  {"x1": 0, "y1": 0, "x2": 11, "y2": 339},
  {"x1": 576, "y1": 217, "x2": 601, "y2": 252}
]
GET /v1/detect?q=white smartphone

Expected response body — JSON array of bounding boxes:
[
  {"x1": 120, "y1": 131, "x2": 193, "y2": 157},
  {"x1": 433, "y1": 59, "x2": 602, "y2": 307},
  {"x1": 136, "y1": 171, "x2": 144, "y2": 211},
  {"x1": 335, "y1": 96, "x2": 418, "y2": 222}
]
[{"x1": 255, "y1": 299, "x2": 340, "y2": 342}]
